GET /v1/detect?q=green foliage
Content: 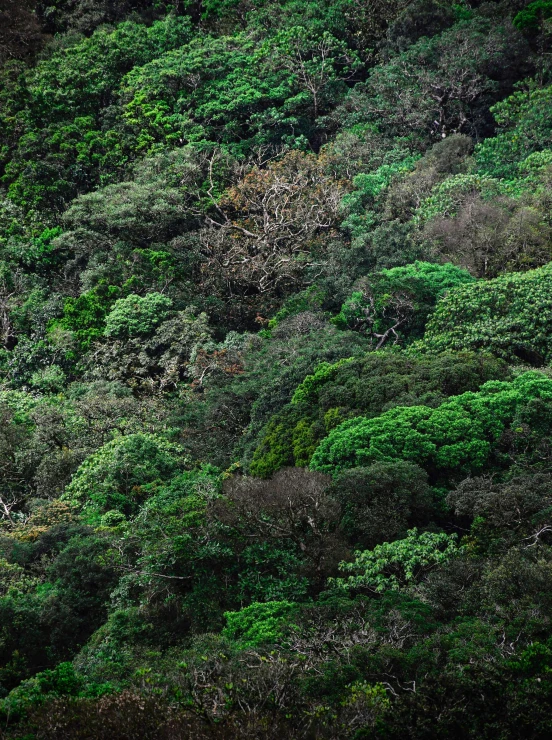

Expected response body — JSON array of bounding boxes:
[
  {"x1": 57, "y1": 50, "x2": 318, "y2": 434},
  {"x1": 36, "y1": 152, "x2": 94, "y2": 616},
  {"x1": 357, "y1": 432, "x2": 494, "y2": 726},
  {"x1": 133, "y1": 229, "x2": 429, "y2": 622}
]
[
  {"x1": 30, "y1": 364, "x2": 66, "y2": 393},
  {"x1": 267, "y1": 285, "x2": 327, "y2": 330},
  {"x1": 187, "y1": 321, "x2": 370, "y2": 470},
  {"x1": 52, "y1": 285, "x2": 121, "y2": 352},
  {"x1": 291, "y1": 358, "x2": 355, "y2": 405},
  {"x1": 9, "y1": 226, "x2": 65, "y2": 272},
  {"x1": 1, "y1": 1, "x2": 552, "y2": 735},
  {"x1": 0, "y1": 661, "x2": 110, "y2": 722},
  {"x1": 62, "y1": 433, "x2": 186, "y2": 521},
  {"x1": 249, "y1": 405, "x2": 309, "y2": 477},
  {"x1": 331, "y1": 261, "x2": 475, "y2": 345},
  {"x1": 2, "y1": 17, "x2": 194, "y2": 211},
  {"x1": 50, "y1": 146, "x2": 210, "y2": 302},
  {"x1": 0, "y1": 526, "x2": 118, "y2": 693},
  {"x1": 91, "y1": 306, "x2": 212, "y2": 390},
  {"x1": 416, "y1": 153, "x2": 552, "y2": 278},
  {"x1": 514, "y1": 0, "x2": 552, "y2": 32},
  {"x1": 222, "y1": 601, "x2": 299, "y2": 646},
  {"x1": 104, "y1": 293, "x2": 173, "y2": 339},
  {"x1": 342, "y1": 17, "x2": 527, "y2": 140},
  {"x1": 340, "y1": 153, "x2": 420, "y2": 237},
  {"x1": 381, "y1": 261, "x2": 475, "y2": 298},
  {"x1": 331, "y1": 528, "x2": 461, "y2": 593},
  {"x1": 252, "y1": 350, "x2": 508, "y2": 476},
  {"x1": 413, "y1": 173, "x2": 508, "y2": 224},
  {"x1": 475, "y1": 84, "x2": 552, "y2": 179},
  {"x1": 420, "y1": 263, "x2": 552, "y2": 364},
  {"x1": 448, "y1": 472, "x2": 552, "y2": 551},
  {"x1": 310, "y1": 371, "x2": 552, "y2": 478},
  {"x1": 119, "y1": 27, "x2": 356, "y2": 156},
  {"x1": 331, "y1": 461, "x2": 434, "y2": 549}
]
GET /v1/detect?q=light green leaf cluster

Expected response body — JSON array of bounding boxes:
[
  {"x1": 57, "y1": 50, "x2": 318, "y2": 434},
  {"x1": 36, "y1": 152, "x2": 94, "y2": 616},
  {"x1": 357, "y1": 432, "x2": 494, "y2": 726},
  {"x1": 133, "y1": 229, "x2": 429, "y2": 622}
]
[
  {"x1": 331, "y1": 528, "x2": 461, "y2": 593},
  {"x1": 104, "y1": 293, "x2": 173, "y2": 339},
  {"x1": 222, "y1": 600, "x2": 299, "y2": 646},
  {"x1": 0, "y1": 390, "x2": 40, "y2": 421},
  {"x1": 291, "y1": 358, "x2": 355, "y2": 405},
  {"x1": 419, "y1": 263, "x2": 552, "y2": 363},
  {"x1": 62, "y1": 432, "x2": 186, "y2": 521},
  {"x1": 310, "y1": 371, "x2": 552, "y2": 475}
]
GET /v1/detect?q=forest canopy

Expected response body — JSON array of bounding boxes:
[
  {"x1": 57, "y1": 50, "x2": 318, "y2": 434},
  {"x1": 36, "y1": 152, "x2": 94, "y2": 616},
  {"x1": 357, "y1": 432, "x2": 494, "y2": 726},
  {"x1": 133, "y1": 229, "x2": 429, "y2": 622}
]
[{"x1": 1, "y1": 0, "x2": 552, "y2": 737}]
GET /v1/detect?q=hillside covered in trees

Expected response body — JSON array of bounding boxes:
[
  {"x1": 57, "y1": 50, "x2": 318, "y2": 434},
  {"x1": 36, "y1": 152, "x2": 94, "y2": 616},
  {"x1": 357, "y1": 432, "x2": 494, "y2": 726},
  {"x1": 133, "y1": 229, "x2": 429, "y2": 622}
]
[{"x1": 2, "y1": 0, "x2": 552, "y2": 736}]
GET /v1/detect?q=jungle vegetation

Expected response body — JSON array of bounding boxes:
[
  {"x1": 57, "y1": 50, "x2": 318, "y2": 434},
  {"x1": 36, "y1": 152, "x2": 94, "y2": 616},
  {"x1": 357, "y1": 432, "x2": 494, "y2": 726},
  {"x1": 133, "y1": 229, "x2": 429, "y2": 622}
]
[{"x1": 1, "y1": 0, "x2": 552, "y2": 736}]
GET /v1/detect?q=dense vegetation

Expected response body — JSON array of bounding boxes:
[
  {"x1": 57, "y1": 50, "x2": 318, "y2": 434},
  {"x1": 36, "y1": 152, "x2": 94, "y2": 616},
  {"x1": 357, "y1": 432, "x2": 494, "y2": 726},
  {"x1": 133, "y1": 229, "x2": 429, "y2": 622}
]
[{"x1": 2, "y1": 0, "x2": 552, "y2": 736}]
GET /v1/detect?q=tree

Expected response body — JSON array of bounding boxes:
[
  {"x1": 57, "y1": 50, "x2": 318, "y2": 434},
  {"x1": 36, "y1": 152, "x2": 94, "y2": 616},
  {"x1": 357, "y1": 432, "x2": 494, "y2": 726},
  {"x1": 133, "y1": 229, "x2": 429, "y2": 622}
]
[
  {"x1": 421, "y1": 192, "x2": 552, "y2": 278},
  {"x1": 331, "y1": 461, "x2": 433, "y2": 549},
  {"x1": 310, "y1": 371, "x2": 552, "y2": 479},
  {"x1": 34, "y1": 0, "x2": 180, "y2": 35},
  {"x1": 475, "y1": 83, "x2": 552, "y2": 179},
  {"x1": 104, "y1": 294, "x2": 173, "y2": 340},
  {"x1": 330, "y1": 528, "x2": 461, "y2": 594},
  {"x1": 250, "y1": 350, "x2": 509, "y2": 477},
  {"x1": 200, "y1": 151, "x2": 344, "y2": 315},
  {"x1": 448, "y1": 472, "x2": 552, "y2": 548},
  {"x1": 2, "y1": 17, "x2": 194, "y2": 211},
  {"x1": 222, "y1": 600, "x2": 300, "y2": 646},
  {"x1": 216, "y1": 467, "x2": 345, "y2": 585},
  {"x1": 118, "y1": 29, "x2": 356, "y2": 157},
  {"x1": 89, "y1": 306, "x2": 212, "y2": 391},
  {"x1": 267, "y1": 26, "x2": 361, "y2": 120},
  {"x1": 419, "y1": 262, "x2": 552, "y2": 364},
  {"x1": 343, "y1": 18, "x2": 528, "y2": 140},
  {"x1": 54, "y1": 146, "x2": 211, "y2": 296},
  {"x1": 331, "y1": 261, "x2": 475, "y2": 347},
  {"x1": 61, "y1": 433, "x2": 186, "y2": 521}
]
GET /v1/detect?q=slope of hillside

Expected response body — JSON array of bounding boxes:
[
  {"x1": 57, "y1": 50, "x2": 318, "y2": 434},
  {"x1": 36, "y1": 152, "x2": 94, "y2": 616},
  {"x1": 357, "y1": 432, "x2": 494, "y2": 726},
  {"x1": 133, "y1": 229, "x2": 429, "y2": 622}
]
[{"x1": 1, "y1": 0, "x2": 552, "y2": 737}]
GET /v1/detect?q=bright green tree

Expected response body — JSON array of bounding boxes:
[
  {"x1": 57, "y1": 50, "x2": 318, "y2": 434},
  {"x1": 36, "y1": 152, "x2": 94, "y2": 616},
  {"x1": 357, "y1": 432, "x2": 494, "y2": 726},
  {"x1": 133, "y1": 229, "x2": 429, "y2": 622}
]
[
  {"x1": 419, "y1": 263, "x2": 552, "y2": 364},
  {"x1": 330, "y1": 528, "x2": 461, "y2": 593},
  {"x1": 62, "y1": 433, "x2": 186, "y2": 521},
  {"x1": 310, "y1": 371, "x2": 552, "y2": 477}
]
